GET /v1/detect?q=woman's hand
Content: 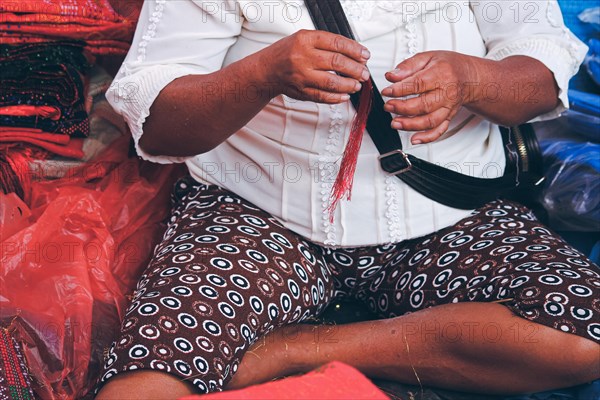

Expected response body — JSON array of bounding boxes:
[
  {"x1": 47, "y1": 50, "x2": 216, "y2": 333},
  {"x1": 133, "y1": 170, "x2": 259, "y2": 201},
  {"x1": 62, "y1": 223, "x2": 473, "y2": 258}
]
[
  {"x1": 382, "y1": 51, "x2": 480, "y2": 145},
  {"x1": 263, "y1": 30, "x2": 371, "y2": 104},
  {"x1": 382, "y1": 51, "x2": 561, "y2": 145}
]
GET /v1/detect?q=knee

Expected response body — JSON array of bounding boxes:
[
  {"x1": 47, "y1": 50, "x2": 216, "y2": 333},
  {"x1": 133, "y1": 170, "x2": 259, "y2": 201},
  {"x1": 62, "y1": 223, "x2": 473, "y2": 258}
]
[
  {"x1": 558, "y1": 336, "x2": 600, "y2": 386},
  {"x1": 95, "y1": 370, "x2": 197, "y2": 400}
]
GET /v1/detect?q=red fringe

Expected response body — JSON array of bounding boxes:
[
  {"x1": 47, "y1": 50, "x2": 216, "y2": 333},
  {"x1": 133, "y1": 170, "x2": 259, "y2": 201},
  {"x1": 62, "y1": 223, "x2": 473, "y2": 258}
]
[{"x1": 328, "y1": 79, "x2": 373, "y2": 222}]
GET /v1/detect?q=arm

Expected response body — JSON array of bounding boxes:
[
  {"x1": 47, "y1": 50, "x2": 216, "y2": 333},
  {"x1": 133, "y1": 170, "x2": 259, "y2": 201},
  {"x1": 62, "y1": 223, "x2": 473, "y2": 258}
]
[
  {"x1": 107, "y1": 1, "x2": 369, "y2": 161},
  {"x1": 465, "y1": 54, "x2": 560, "y2": 125},
  {"x1": 141, "y1": 30, "x2": 371, "y2": 157},
  {"x1": 381, "y1": 0, "x2": 587, "y2": 145}
]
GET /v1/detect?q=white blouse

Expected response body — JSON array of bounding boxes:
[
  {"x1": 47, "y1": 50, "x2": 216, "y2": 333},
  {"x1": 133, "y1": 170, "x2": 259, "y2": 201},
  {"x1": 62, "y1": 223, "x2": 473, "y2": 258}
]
[{"x1": 107, "y1": 0, "x2": 587, "y2": 247}]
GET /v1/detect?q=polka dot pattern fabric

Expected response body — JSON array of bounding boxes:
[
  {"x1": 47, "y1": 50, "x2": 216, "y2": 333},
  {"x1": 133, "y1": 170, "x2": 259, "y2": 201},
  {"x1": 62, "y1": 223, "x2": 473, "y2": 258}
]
[{"x1": 98, "y1": 177, "x2": 600, "y2": 393}]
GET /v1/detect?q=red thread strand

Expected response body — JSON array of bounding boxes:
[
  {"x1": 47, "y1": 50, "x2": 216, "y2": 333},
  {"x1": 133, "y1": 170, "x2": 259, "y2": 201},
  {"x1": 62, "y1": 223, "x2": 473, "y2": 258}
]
[{"x1": 327, "y1": 79, "x2": 373, "y2": 222}]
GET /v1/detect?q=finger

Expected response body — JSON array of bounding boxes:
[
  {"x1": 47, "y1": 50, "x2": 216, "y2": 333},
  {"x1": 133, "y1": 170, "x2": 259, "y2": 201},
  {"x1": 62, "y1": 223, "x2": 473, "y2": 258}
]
[
  {"x1": 309, "y1": 71, "x2": 362, "y2": 94},
  {"x1": 384, "y1": 90, "x2": 447, "y2": 116},
  {"x1": 312, "y1": 31, "x2": 371, "y2": 63},
  {"x1": 410, "y1": 119, "x2": 451, "y2": 144},
  {"x1": 301, "y1": 88, "x2": 351, "y2": 104},
  {"x1": 385, "y1": 52, "x2": 432, "y2": 82},
  {"x1": 313, "y1": 49, "x2": 370, "y2": 82},
  {"x1": 382, "y1": 67, "x2": 445, "y2": 98},
  {"x1": 391, "y1": 106, "x2": 452, "y2": 132}
]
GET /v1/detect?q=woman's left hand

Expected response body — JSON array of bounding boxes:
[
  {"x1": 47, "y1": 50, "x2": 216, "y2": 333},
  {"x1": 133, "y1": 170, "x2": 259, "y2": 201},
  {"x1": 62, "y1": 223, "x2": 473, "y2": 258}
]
[{"x1": 382, "y1": 51, "x2": 480, "y2": 145}]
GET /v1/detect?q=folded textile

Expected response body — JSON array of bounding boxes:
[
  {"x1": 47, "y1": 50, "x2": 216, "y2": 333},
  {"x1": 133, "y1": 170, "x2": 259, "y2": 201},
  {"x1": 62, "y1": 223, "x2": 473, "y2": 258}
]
[
  {"x1": 0, "y1": 129, "x2": 70, "y2": 144},
  {"x1": 0, "y1": 105, "x2": 61, "y2": 120},
  {"x1": 0, "y1": 329, "x2": 35, "y2": 400},
  {"x1": 0, "y1": 114, "x2": 90, "y2": 137},
  {"x1": 0, "y1": 35, "x2": 132, "y2": 56},
  {"x1": 0, "y1": 0, "x2": 122, "y2": 20},
  {"x1": 0, "y1": 42, "x2": 91, "y2": 136},
  {"x1": 0, "y1": 137, "x2": 84, "y2": 159},
  {"x1": 0, "y1": 42, "x2": 91, "y2": 106},
  {"x1": 0, "y1": 0, "x2": 143, "y2": 56}
]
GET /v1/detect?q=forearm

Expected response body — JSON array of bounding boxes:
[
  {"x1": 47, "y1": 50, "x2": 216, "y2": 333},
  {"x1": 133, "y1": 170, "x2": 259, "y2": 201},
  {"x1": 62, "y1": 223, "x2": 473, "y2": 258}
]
[
  {"x1": 466, "y1": 55, "x2": 560, "y2": 126},
  {"x1": 139, "y1": 29, "x2": 370, "y2": 157},
  {"x1": 140, "y1": 51, "x2": 275, "y2": 157}
]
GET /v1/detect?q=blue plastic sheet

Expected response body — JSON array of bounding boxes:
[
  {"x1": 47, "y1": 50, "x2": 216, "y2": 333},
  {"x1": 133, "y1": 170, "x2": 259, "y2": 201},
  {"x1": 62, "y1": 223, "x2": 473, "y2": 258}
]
[
  {"x1": 585, "y1": 38, "x2": 600, "y2": 86},
  {"x1": 540, "y1": 140, "x2": 600, "y2": 232}
]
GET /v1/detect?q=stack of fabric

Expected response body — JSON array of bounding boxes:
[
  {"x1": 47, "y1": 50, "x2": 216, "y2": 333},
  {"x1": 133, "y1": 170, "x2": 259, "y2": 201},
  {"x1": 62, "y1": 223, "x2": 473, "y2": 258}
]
[
  {"x1": 0, "y1": 0, "x2": 140, "y2": 56},
  {"x1": 0, "y1": 41, "x2": 91, "y2": 200},
  {"x1": 0, "y1": 0, "x2": 142, "y2": 201}
]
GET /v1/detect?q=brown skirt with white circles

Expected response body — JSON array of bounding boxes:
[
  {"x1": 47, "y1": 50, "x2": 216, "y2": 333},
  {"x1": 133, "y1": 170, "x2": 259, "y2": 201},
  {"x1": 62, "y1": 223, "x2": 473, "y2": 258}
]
[{"x1": 97, "y1": 176, "x2": 600, "y2": 394}]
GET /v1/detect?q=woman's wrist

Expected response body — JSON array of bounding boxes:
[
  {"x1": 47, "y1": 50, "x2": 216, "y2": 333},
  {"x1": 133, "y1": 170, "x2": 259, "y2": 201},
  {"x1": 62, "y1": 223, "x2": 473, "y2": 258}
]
[
  {"x1": 458, "y1": 54, "x2": 488, "y2": 107},
  {"x1": 251, "y1": 47, "x2": 285, "y2": 100}
]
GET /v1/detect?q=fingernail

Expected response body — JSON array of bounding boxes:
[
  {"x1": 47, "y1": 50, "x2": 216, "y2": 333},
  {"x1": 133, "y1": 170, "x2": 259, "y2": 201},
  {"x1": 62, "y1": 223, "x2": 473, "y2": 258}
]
[
  {"x1": 383, "y1": 103, "x2": 393, "y2": 112},
  {"x1": 388, "y1": 68, "x2": 402, "y2": 76},
  {"x1": 361, "y1": 48, "x2": 371, "y2": 60},
  {"x1": 412, "y1": 139, "x2": 422, "y2": 145},
  {"x1": 361, "y1": 67, "x2": 370, "y2": 81},
  {"x1": 340, "y1": 94, "x2": 351, "y2": 101},
  {"x1": 391, "y1": 121, "x2": 402, "y2": 130},
  {"x1": 354, "y1": 81, "x2": 362, "y2": 92},
  {"x1": 381, "y1": 86, "x2": 392, "y2": 96}
]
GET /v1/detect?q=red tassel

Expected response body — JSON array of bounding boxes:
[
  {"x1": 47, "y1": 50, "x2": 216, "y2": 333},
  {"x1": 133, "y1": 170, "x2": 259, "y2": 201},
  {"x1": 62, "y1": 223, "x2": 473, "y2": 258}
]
[{"x1": 327, "y1": 79, "x2": 373, "y2": 222}]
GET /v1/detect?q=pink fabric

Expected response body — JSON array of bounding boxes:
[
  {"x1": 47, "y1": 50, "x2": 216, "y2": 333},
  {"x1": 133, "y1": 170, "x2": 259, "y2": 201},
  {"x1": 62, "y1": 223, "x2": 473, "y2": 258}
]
[{"x1": 179, "y1": 362, "x2": 389, "y2": 400}]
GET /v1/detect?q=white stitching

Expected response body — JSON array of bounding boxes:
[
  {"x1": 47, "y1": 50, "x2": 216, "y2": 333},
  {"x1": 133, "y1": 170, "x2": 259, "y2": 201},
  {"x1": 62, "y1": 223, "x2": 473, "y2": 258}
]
[{"x1": 319, "y1": 104, "x2": 344, "y2": 246}]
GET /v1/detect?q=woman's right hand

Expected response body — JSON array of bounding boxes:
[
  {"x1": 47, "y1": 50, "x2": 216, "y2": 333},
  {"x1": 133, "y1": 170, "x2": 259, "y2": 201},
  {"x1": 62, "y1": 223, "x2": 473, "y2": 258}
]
[{"x1": 263, "y1": 30, "x2": 371, "y2": 104}]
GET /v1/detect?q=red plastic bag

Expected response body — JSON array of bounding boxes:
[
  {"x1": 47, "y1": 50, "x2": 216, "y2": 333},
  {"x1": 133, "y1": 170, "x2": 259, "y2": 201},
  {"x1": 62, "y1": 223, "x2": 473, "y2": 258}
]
[{"x1": 0, "y1": 136, "x2": 184, "y2": 399}]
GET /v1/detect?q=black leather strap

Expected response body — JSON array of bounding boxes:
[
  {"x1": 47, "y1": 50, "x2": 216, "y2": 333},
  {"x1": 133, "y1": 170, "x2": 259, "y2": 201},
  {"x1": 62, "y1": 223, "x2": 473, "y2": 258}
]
[{"x1": 304, "y1": 0, "x2": 532, "y2": 210}]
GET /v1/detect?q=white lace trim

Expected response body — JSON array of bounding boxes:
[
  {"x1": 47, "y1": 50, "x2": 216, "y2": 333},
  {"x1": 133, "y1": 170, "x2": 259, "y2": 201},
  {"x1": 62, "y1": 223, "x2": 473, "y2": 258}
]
[
  {"x1": 339, "y1": 1, "x2": 417, "y2": 243},
  {"x1": 383, "y1": 13, "x2": 419, "y2": 243},
  {"x1": 319, "y1": 104, "x2": 344, "y2": 246},
  {"x1": 136, "y1": 0, "x2": 166, "y2": 63},
  {"x1": 384, "y1": 176, "x2": 403, "y2": 242},
  {"x1": 405, "y1": 13, "x2": 419, "y2": 55}
]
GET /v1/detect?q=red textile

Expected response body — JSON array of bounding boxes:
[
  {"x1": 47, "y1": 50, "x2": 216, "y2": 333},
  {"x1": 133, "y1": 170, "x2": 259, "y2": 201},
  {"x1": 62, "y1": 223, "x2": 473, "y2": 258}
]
[
  {"x1": 0, "y1": 137, "x2": 84, "y2": 159},
  {"x1": 0, "y1": 106, "x2": 61, "y2": 120},
  {"x1": 0, "y1": 35, "x2": 131, "y2": 56},
  {"x1": 0, "y1": 129, "x2": 70, "y2": 144},
  {"x1": 180, "y1": 362, "x2": 389, "y2": 400},
  {"x1": 0, "y1": 1, "x2": 122, "y2": 20},
  {"x1": 0, "y1": 329, "x2": 35, "y2": 400},
  {"x1": 0, "y1": 0, "x2": 143, "y2": 55}
]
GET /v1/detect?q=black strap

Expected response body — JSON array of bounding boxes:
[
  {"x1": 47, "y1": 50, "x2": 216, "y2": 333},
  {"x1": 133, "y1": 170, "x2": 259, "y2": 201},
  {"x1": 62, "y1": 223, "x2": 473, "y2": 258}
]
[{"x1": 304, "y1": 0, "x2": 525, "y2": 209}]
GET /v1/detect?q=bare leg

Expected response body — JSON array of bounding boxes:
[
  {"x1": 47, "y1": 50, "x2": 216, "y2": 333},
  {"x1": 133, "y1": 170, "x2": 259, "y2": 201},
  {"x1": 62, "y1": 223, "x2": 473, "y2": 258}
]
[
  {"x1": 227, "y1": 302, "x2": 600, "y2": 394},
  {"x1": 95, "y1": 371, "x2": 197, "y2": 399}
]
